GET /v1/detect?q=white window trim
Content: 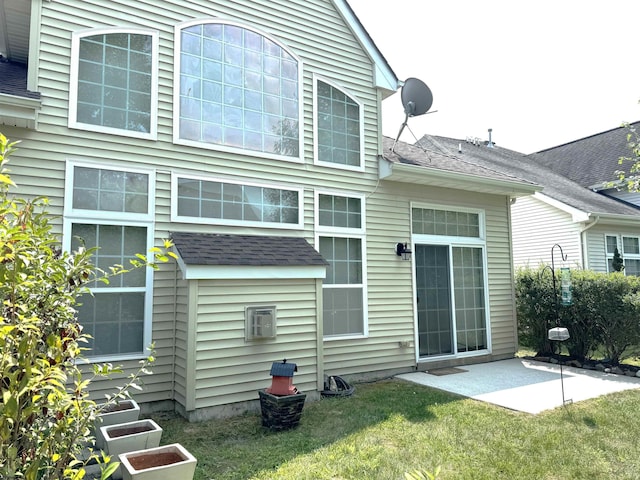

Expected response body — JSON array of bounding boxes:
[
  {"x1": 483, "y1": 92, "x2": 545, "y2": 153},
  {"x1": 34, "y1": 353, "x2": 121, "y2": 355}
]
[
  {"x1": 605, "y1": 233, "x2": 619, "y2": 273},
  {"x1": 313, "y1": 74, "x2": 365, "y2": 172},
  {"x1": 63, "y1": 160, "x2": 156, "y2": 362},
  {"x1": 64, "y1": 160, "x2": 156, "y2": 222},
  {"x1": 621, "y1": 234, "x2": 640, "y2": 274},
  {"x1": 410, "y1": 202, "x2": 492, "y2": 360},
  {"x1": 172, "y1": 19, "x2": 304, "y2": 163},
  {"x1": 171, "y1": 172, "x2": 304, "y2": 229},
  {"x1": 315, "y1": 190, "x2": 368, "y2": 340},
  {"x1": 68, "y1": 27, "x2": 159, "y2": 140}
]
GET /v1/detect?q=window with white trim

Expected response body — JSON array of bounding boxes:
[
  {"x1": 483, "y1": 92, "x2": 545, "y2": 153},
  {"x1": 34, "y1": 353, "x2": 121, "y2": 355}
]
[
  {"x1": 315, "y1": 78, "x2": 363, "y2": 169},
  {"x1": 316, "y1": 192, "x2": 366, "y2": 337},
  {"x1": 69, "y1": 29, "x2": 158, "y2": 139},
  {"x1": 606, "y1": 234, "x2": 640, "y2": 275},
  {"x1": 623, "y1": 236, "x2": 640, "y2": 275},
  {"x1": 172, "y1": 174, "x2": 302, "y2": 228},
  {"x1": 175, "y1": 20, "x2": 301, "y2": 159},
  {"x1": 64, "y1": 162, "x2": 155, "y2": 359},
  {"x1": 412, "y1": 205, "x2": 489, "y2": 357}
]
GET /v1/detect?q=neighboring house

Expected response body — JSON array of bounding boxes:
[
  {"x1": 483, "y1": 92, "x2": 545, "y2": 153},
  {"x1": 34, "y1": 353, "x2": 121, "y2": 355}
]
[
  {"x1": 416, "y1": 133, "x2": 640, "y2": 274},
  {"x1": 529, "y1": 122, "x2": 640, "y2": 273},
  {"x1": 1, "y1": 0, "x2": 535, "y2": 421}
]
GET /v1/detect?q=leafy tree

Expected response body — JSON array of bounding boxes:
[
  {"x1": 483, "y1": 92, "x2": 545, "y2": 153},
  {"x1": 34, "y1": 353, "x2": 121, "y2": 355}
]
[
  {"x1": 614, "y1": 120, "x2": 640, "y2": 191},
  {"x1": 0, "y1": 133, "x2": 176, "y2": 480}
]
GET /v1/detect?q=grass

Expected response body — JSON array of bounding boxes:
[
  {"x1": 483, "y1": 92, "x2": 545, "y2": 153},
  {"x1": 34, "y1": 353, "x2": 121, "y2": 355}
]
[{"x1": 152, "y1": 379, "x2": 640, "y2": 480}]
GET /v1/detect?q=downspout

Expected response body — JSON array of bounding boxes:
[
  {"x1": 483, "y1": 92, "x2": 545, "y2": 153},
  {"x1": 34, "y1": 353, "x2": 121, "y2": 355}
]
[{"x1": 579, "y1": 215, "x2": 600, "y2": 269}]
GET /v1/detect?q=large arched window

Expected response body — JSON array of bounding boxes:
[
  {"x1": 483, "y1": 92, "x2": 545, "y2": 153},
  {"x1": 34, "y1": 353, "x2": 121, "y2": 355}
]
[{"x1": 175, "y1": 21, "x2": 301, "y2": 159}]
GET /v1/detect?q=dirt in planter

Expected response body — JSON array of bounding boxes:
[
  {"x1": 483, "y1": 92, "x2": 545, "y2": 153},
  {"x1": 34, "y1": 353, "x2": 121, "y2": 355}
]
[
  {"x1": 108, "y1": 424, "x2": 154, "y2": 438},
  {"x1": 129, "y1": 451, "x2": 184, "y2": 470}
]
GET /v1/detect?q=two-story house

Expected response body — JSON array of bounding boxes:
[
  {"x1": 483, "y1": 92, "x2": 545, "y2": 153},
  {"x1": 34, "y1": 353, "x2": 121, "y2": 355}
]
[{"x1": 1, "y1": 0, "x2": 537, "y2": 421}]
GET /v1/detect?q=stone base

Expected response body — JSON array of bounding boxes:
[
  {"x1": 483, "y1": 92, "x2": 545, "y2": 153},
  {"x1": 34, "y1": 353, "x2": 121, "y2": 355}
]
[{"x1": 258, "y1": 389, "x2": 306, "y2": 431}]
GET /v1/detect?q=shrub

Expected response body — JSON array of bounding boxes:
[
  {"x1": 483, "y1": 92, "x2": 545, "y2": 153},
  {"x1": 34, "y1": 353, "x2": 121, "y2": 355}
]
[
  {"x1": 516, "y1": 265, "x2": 640, "y2": 364},
  {"x1": 0, "y1": 134, "x2": 175, "y2": 480}
]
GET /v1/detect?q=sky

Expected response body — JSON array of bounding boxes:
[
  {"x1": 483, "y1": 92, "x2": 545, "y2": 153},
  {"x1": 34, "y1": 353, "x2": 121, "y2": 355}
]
[{"x1": 347, "y1": 0, "x2": 640, "y2": 154}]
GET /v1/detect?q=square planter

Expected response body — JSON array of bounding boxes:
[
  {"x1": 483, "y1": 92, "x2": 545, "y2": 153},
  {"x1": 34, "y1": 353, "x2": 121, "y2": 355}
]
[
  {"x1": 94, "y1": 399, "x2": 141, "y2": 450},
  {"x1": 259, "y1": 389, "x2": 306, "y2": 431},
  {"x1": 119, "y1": 443, "x2": 197, "y2": 480},
  {"x1": 100, "y1": 419, "x2": 163, "y2": 480}
]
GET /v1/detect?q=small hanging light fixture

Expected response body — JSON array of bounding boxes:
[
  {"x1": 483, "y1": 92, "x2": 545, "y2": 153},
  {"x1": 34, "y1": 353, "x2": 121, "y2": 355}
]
[{"x1": 395, "y1": 242, "x2": 412, "y2": 261}]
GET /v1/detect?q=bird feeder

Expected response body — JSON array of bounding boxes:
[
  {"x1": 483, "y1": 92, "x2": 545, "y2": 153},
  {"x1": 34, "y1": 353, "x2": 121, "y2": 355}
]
[
  {"x1": 266, "y1": 359, "x2": 298, "y2": 396},
  {"x1": 548, "y1": 327, "x2": 570, "y2": 342}
]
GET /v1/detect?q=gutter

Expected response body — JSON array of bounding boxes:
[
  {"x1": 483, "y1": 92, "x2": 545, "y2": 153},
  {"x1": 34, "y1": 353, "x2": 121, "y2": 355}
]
[{"x1": 580, "y1": 215, "x2": 600, "y2": 269}]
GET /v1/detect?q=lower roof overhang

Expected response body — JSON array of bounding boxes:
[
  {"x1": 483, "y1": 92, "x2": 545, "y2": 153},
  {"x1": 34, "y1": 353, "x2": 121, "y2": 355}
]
[
  {"x1": 0, "y1": 93, "x2": 41, "y2": 129},
  {"x1": 379, "y1": 157, "x2": 541, "y2": 198}
]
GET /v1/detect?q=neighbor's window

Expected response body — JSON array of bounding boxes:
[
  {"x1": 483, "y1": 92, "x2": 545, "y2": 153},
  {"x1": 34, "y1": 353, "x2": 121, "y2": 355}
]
[
  {"x1": 69, "y1": 29, "x2": 158, "y2": 138},
  {"x1": 315, "y1": 79, "x2": 363, "y2": 169},
  {"x1": 65, "y1": 163, "x2": 155, "y2": 359},
  {"x1": 622, "y1": 235, "x2": 640, "y2": 275},
  {"x1": 316, "y1": 193, "x2": 366, "y2": 337},
  {"x1": 173, "y1": 175, "x2": 302, "y2": 228},
  {"x1": 176, "y1": 21, "x2": 300, "y2": 158}
]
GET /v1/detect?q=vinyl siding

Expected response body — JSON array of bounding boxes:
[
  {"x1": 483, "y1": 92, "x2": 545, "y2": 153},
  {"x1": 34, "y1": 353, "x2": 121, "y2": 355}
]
[
  {"x1": 189, "y1": 278, "x2": 320, "y2": 409},
  {"x1": 511, "y1": 196, "x2": 583, "y2": 269},
  {"x1": 584, "y1": 225, "x2": 640, "y2": 272},
  {"x1": 5, "y1": 0, "x2": 521, "y2": 414}
]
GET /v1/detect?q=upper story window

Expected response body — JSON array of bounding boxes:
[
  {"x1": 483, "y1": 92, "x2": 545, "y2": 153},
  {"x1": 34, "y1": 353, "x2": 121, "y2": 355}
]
[
  {"x1": 315, "y1": 78, "x2": 363, "y2": 170},
  {"x1": 175, "y1": 20, "x2": 301, "y2": 160},
  {"x1": 69, "y1": 29, "x2": 158, "y2": 139},
  {"x1": 172, "y1": 173, "x2": 302, "y2": 229}
]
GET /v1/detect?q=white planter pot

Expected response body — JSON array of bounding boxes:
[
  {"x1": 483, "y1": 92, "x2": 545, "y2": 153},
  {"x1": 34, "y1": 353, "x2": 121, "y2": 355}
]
[
  {"x1": 100, "y1": 419, "x2": 163, "y2": 480},
  {"x1": 119, "y1": 443, "x2": 197, "y2": 480},
  {"x1": 94, "y1": 399, "x2": 141, "y2": 450}
]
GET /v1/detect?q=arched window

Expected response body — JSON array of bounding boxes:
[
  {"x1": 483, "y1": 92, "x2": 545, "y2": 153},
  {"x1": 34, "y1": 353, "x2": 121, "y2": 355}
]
[{"x1": 176, "y1": 21, "x2": 300, "y2": 158}]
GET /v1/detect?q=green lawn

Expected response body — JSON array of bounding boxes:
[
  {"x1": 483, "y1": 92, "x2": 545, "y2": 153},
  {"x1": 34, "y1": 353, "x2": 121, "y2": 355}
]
[{"x1": 153, "y1": 379, "x2": 640, "y2": 479}]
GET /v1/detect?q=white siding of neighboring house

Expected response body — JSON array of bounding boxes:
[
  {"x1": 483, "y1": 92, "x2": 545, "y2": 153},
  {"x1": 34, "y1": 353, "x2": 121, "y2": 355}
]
[{"x1": 511, "y1": 196, "x2": 583, "y2": 269}]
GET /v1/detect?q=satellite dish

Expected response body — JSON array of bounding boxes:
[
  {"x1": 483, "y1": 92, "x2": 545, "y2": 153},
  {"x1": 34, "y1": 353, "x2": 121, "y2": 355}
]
[
  {"x1": 401, "y1": 78, "x2": 433, "y2": 117},
  {"x1": 391, "y1": 77, "x2": 435, "y2": 153}
]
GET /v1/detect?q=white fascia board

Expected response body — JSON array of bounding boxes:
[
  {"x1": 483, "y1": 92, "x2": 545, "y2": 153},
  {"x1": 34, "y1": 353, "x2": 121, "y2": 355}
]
[
  {"x1": 178, "y1": 263, "x2": 327, "y2": 280},
  {"x1": 533, "y1": 192, "x2": 590, "y2": 222},
  {"x1": 379, "y1": 158, "x2": 541, "y2": 197},
  {"x1": 333, "y1": 0, "x2": 399, "y2": 93}
]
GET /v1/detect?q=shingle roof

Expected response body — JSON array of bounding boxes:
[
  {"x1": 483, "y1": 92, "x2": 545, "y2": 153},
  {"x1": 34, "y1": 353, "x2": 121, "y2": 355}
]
[
  {"x1": 528, "y1": 121, "x2": 640, "y2": 188},
  {"x1": 415, "y1": 134, "x2": 640, "y2": 217},
  {"x1": 171, "y1": 232, "x2": 327, "y2": 267},
  {"x1": 0, "y1": 61, "x2": 41, "y2": 99},
  {"x1": 382, "y1": 135, "x2": 536, "y2": 186}
]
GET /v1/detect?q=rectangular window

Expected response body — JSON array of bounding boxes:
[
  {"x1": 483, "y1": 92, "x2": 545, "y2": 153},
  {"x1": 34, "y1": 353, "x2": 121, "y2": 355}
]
[
  {"x1": 69, "y1": 29, "x2": 158, "y2": 139},
  {"x1": 172, "y1": 174, "x2": 302, "y2": 228},
  {"x1": 622, "y1": 236, "x2": 640, "y2": 275},
  {"x1": 316, "y1": 192, "x2": 366, "y2": 338},
  {"x1": 412, "y1": 207, "x2": 481, "y2": 238},
  {"x1": 65, "y1": 162, "x2": 154, "y2": 360}
]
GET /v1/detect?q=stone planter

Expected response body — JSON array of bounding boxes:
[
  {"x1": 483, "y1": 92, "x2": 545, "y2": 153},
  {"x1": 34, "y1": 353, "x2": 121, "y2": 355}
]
[
  {"x1": 94, "y1": 399, "x2": 141, "y2": 450},
  {"x1": 259, "y1": 389, "x2": 306, "y2": 431},
  {"x1": 119, "y1": 443, "x2": 197, "y2": 480},
  {"x1": 100, "y1": 419, "x2": 163, "y2": 480}
]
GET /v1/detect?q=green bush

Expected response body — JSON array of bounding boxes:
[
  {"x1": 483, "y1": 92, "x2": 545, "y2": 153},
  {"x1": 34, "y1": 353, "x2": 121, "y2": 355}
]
[
  {"x1": 0, "y1": 134, "x2": 175, "y2": 480},
  {"x1": 516, "y1": 266, "x2": 640, "y2": 364}
]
